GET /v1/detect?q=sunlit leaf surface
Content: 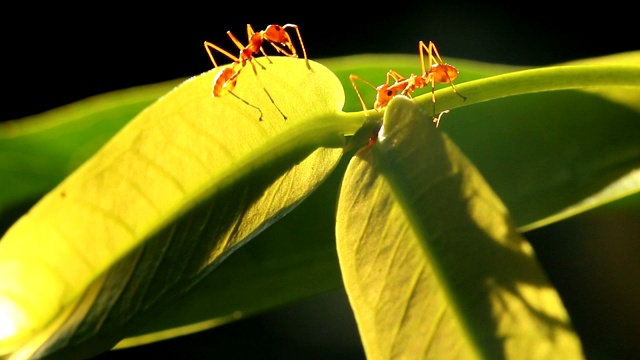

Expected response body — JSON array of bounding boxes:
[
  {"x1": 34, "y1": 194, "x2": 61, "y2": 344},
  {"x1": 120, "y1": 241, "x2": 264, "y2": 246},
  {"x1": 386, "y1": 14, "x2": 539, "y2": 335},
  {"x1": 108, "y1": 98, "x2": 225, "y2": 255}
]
[
  {"x1": 328, "y1": 53, "x2": 640, "y2": 231},
  {"x1": 1, "y1": 51, "x2": 639, "y2": 357},
  {"x1": 0, "y1": 57, "x2": 346, "y2": 359},
  {"x1": 0, "y1": 79, "x2": 181, "y2": 213},
  {"x1": 336, "y1": 96, "x2": 584, "y2": 359}
]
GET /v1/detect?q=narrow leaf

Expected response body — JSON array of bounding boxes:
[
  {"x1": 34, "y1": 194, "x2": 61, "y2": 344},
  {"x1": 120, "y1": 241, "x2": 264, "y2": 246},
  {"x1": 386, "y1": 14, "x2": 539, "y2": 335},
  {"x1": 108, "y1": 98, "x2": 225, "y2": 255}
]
[{"x1": 336, "y1": 96, "x2": 583, "y2": 359}]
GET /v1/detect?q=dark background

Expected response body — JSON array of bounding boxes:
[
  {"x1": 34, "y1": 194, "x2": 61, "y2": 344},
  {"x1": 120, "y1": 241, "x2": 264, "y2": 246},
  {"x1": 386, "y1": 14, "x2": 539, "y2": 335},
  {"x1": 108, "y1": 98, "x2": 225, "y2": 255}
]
[
  {"x1": 2, "y1": 5, "x2": 638, "y2": 122},
  {"x1": 2, "y1": 4, "x2": 639, "y2": 359}
]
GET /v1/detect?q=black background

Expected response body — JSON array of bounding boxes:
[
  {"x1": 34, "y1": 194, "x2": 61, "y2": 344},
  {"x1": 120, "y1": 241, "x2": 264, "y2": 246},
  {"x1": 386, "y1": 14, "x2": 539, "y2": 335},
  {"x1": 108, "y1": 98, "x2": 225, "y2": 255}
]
[
  {"x1": 2, "y1": 4, "x2": 639, "y2": 359},
  {"x1": 2, "y1": 5, "x2": 637, "y2": 122}
]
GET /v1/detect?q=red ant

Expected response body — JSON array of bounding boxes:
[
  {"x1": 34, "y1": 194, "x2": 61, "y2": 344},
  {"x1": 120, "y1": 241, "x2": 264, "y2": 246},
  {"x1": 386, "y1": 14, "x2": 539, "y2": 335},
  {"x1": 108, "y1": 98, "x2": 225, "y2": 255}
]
[
  {"x1": 204, "y1": 24, "x2": 311, "y2": 120},
  {"x1": 212, "y1": 63, "x2": 265, "y2": 120},
  {"x1": 349, "y1": 70, "x2": 449, "y2": 150},
  {"x1": 418, "y1": 40, "x2": 466, "y2": 119},
  {"x1": 349, "y1": 69, "x2": 450, "y2": 127},
  {"x1": 349, "y1": 70, "x2": 405, "y2": 113},
  {"x1": 349, "y1": 41, "x2": 464, "y2": 127}
]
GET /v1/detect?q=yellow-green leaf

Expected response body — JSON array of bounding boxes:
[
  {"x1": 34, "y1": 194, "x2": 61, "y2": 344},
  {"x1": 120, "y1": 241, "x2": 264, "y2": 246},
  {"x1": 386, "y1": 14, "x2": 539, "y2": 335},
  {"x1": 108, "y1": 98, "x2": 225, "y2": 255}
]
[
  {"x1": 336, "y1": 96, "x2": 583, "y2": 359},
  {"x1": 0, "y1": 57, "x2": 347, "y2": 359},
  {"x1": 0, "y1": 79, "x2": 182, "y2": 213}
]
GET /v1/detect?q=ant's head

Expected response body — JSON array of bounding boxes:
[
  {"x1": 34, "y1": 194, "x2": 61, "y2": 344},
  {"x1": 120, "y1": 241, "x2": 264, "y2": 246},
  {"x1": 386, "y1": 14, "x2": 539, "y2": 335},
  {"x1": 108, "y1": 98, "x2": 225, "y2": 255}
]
[
  {"x1": 374, "y1": 84, "x2": 398, "y2": 112},
  {"x1": 263, "y1": 25, "x2": 296, "y2": 52},
  {"x1": 430, "y1": 63, "x2": 459, "y2": 84}
]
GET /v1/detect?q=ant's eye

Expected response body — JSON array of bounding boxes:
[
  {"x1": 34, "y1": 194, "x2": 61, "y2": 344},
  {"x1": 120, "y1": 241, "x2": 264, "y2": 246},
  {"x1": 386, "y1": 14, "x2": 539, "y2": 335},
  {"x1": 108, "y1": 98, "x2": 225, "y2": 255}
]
[
  {"x1": 274, "y1": 25, "x2": 281, "y2": 31},
  {"x1": 386, "y1": 90, "x2": 393, "y2": 96}
]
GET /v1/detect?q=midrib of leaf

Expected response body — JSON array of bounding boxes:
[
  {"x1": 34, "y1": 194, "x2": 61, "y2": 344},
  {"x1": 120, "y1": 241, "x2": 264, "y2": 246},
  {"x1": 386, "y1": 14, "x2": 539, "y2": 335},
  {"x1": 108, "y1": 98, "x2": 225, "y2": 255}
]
[
  {"x1": 0, "y1": 57, "x2": 354, "y2": 358},
  {"x1": 410, "y1": 64, "x2": 640, "y2": 116},
  {"x1": 1, "y1": 53, "x2": 637, "y2": 358},
  {"x1": 337, "y1": 62, "x2": 640, "y2": 137},
  {"x1": 347, "y1": 61, "x2": 640, "y2": 233}
]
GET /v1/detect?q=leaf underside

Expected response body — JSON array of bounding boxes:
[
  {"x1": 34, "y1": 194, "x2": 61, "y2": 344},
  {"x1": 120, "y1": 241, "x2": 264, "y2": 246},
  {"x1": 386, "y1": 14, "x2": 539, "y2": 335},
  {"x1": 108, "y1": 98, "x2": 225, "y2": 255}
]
[
  {"x1": 1, "y1": 51, "x2": 639, "y2": 358},
  {"x1": 0, "y1": 57, "x2": 346, "y2": 359},
  {"x1": 336, "y1": 97, "x2": 584, "y2": 359}
]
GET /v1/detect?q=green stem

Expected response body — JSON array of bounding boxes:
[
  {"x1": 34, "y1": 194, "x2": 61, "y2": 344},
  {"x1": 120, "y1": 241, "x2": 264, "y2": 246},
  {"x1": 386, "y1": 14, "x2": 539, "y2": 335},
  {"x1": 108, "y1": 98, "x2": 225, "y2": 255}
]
[
  {"x1": 423, "y1": 64, "x2": 640, "y2": 112},
  {"x1": 333, "y1": 64, "x2": 640, "y2": 133}
]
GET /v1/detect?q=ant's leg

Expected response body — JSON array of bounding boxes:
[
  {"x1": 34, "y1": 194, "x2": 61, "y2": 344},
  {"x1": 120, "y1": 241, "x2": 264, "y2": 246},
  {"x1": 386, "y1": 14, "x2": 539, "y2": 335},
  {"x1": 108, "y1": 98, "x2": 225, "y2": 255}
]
[
  {"x1": 252, "y1": 56, "x2": 269, "y2": 70},
  {"x1": 448, "y1": 79, "x2": 467, "y2": 101},
  {"x1": 387, "y1": 69, "x2": 417, "y2": 97},
  {"x1": 430, "y1": 76, "x2": 438, "y2": 118},
  {"x1": 226, "y1": 30, "x2": 245, "y2": 51},
  {"x1": 246, "y1": 24, "x2": 255, "y2": 39},
  {"x1": 418, "y1": 41, "x2": 429, "y2": 74},
  {"x1": 386, "y1": 69, "x2": 406, "y2": 84},
  {"x1": 427, "y1": 41, "x2": 446, "y2": 65},
  {"x1": 262, "y1": 24, "x2": 311, "y2": 71},
  {"x1": 427, "y1": 77, "x2": 460, "y2": 123},
  {"x1": 349, "y1": 74, "x2": 376, "y2": 114},
  {"x1": 213, "y1": 67, "x2": 263, "y2": 121},
  {"x1": 260, "y1": 88, "x2": 287, "y2": 120},
  {"x1": 264, "y1": 42, "x2": 295, "y2": 58},
  {"x1": 246, "y1": 59, "x2": 287, "y2": 120},
  {"x1": 227, "y1": 30, "x2": 268, "y2": 69},
  {"x1": 283, "y1": 24, "x2": 311, "y2": 70},
  {"x1": 433, "y1": 110, "x2": 449, "y2": 127},
  {"x1": 418, "y1": 40, "x2": 445, "y2": 71},
  {"x1": 257, "y1": 47, "x2": 274, "y2": 65},
  {"x1": 425, "y1": 42, "x2": 466, "y2": 100},
  {"x1": 204, "y1": 41, "x2": 239, "y2": 67},
  {"x1": 229, "y1": 90, "x2": 264, "y2": 121}
]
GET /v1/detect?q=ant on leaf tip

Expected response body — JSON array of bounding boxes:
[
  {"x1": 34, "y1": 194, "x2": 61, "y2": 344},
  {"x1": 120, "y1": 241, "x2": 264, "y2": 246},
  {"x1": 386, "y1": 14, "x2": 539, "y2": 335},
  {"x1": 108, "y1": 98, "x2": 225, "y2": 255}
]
[
  {"x1": 203, "y1": 24, "x2": 312, "y2": 121},
  {"x1": 212, "y1": 66, "x2": 263, "y2": 121}
]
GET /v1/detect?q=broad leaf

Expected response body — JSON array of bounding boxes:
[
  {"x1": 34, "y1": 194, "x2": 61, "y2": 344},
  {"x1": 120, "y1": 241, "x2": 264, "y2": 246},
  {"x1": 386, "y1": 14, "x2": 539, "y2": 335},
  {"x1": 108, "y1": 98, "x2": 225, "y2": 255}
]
[
  {"x1": 0, "y1": 79, "x2": 181, "y2": 214},
  {"x1": 1, "y1": 52, "x2": 639, "y2": 356},
  {"x1": 329, "y1": 53, "x2": 640, "y2": 230},
  {"x1": 0, "y1": 57, "x2": 346, "y2": 359},
  {"x1": 114, "y1": 154, "x2": 350, "y2": 347},
  {"x1": 422, "y1": 52, "x2": 640, "y2": 230},
  {"x1": 336, "y1": 96, "x2": 583, "y2": 359}
]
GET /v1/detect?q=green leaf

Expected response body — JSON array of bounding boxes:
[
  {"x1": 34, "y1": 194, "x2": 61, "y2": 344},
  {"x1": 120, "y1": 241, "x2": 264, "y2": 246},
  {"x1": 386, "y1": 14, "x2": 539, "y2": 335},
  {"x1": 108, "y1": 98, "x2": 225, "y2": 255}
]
[
  {"x1": 566, "y1": 51, "x2": 640, "y2": 113},
  {"x1": 0, "y1": 79, "x2": 181, "y2": 213},
  {"x1": 113, "y1": 154, "x2": 350, "y2": 348},
  {"x1": 0, "y1": 57, "x2": 348, "y2": 359},
  {"x1": 328, "y1": 52, "x2": 640, "y2": 231},
  {"x1": 2, "y1": 51, "x2": 639, "y2": 357},
  {"x1": 336, "y1": 96, "x2": 583, "y2": 359},
  {"x1": 439, "y1": 57, "x2": 640, "y2": 231}
]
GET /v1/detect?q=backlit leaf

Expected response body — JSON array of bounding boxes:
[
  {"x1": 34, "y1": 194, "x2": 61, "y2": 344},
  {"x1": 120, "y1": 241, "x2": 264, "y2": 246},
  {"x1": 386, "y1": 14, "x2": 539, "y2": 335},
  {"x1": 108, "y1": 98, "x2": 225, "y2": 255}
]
[
  {"x1": 336, "y1": 96, "x2": 583, "y2": 359},
  {"x1": 0, "y1": 57, "x2": 346, "y2": 359}
]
